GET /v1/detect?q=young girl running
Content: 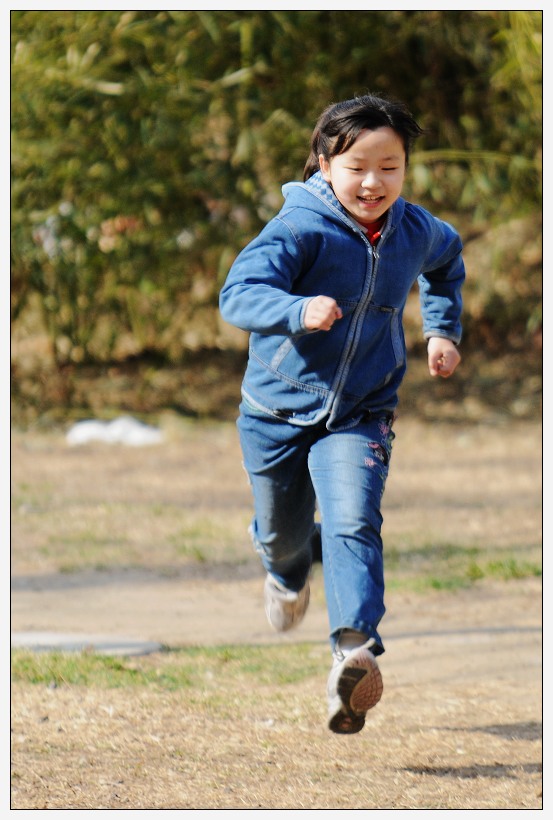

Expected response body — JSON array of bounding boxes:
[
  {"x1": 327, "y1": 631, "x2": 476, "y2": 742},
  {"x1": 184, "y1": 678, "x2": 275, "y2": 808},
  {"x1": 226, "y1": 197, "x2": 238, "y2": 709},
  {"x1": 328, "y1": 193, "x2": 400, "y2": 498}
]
[{"x1": 219, "y1": 93, "x2": 464, "y2": 734}]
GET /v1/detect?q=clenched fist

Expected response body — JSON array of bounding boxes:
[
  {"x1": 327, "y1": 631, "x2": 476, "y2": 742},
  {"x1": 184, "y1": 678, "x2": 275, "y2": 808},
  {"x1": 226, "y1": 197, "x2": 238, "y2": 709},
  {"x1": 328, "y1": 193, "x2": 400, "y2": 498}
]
[
  {"x1": 427, "y1": 337, "x2": 461, "y2": 378},
  {"x1": 304, "y1": 295, "x2": 343, "y2": 331}
]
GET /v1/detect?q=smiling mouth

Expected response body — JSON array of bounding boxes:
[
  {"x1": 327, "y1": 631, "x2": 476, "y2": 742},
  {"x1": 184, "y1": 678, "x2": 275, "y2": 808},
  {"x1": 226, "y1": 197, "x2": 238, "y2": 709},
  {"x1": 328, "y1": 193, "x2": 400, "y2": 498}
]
[{"x1": 358, "y1": 195, "x2": 384, "y2": 203}]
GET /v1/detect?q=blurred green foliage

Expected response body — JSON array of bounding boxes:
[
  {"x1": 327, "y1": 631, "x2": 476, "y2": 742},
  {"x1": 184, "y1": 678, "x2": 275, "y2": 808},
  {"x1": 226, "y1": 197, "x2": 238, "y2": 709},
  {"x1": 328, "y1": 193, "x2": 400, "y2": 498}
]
[{"x1": 11, "y1": 10, "x2": 542, "y2": 367}]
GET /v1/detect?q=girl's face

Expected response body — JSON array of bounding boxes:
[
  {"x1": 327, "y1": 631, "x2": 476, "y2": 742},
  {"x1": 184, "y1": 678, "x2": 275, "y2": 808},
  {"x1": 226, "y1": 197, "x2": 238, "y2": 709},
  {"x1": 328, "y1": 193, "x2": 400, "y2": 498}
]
[{"x1": 319, "y1": 127, "x2": 406, "y2": 224}]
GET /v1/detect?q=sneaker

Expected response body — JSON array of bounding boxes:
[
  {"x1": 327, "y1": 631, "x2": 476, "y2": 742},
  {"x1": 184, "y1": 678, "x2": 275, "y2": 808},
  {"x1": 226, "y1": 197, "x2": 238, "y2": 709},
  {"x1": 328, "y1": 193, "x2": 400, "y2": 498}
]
[
  {"x1": 264, "y1": 574, "x2": 310, "y2": 632},
  {"x1": 327, "y1": 640, "x2": 383, "y2": 734}
]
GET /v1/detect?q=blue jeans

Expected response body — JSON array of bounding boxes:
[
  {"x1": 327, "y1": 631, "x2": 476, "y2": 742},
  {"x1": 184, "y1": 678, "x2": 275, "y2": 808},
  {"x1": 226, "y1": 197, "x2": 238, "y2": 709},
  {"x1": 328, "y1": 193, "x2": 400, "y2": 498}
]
[{"x1": 237, "y1": 402, "x2": 395, "y2": 655}]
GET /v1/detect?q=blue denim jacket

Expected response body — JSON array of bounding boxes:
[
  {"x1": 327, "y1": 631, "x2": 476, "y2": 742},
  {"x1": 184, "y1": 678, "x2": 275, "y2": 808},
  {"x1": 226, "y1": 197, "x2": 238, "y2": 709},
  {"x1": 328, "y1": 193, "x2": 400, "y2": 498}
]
[{"x1": 219, "y1": 172, "x2": 465, "y2": 430}]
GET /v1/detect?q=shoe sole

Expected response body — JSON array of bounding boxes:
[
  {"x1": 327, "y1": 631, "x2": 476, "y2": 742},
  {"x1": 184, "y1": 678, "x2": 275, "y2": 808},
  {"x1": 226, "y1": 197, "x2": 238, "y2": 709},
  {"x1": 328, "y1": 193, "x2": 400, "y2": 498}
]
[{"x1": 328, "y1": 651, "x2": 383, "y2": 735}]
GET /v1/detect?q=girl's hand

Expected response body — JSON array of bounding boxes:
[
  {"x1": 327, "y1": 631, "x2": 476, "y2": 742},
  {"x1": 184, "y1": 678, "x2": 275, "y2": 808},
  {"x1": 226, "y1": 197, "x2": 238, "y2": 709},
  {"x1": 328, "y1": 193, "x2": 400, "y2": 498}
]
[
  {"x1": 427, "y1": 337, "x2": 461, "y2": 378},
  {"x1": 304, "y1": 296, "x2": 343, "y2": 331}
]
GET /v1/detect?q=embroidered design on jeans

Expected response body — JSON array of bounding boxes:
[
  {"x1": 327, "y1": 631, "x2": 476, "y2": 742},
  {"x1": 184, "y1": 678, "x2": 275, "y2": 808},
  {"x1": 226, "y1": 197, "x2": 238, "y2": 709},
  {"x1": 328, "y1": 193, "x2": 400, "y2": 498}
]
[{"x1": 367, "y1": 441, "x2": 389, "y2": 466}]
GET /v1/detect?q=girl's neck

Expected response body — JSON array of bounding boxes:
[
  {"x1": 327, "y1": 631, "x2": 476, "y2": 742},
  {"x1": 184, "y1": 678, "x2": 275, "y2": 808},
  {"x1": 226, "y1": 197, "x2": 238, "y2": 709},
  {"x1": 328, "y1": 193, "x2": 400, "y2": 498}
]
[{"x1": 355, "y1": 214, "x2": 386, "y2": 230}]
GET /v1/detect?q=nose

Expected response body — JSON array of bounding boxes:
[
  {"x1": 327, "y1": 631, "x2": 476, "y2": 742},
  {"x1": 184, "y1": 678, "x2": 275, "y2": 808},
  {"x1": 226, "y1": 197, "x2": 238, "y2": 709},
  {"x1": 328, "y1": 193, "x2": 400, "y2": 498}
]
[{"x1": 361, "y1": 171, "x2": 381, "y2": 189}]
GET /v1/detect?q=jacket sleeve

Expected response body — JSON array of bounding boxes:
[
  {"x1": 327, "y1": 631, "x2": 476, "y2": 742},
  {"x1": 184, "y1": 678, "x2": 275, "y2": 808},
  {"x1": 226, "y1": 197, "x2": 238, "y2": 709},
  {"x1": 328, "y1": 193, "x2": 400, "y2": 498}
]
[
  {"x1": 219, "y1": 217, "x2": 311, "y2": 336},
  {"x1": 418, "y1": 219, "x2": 465, "y2": 345}
]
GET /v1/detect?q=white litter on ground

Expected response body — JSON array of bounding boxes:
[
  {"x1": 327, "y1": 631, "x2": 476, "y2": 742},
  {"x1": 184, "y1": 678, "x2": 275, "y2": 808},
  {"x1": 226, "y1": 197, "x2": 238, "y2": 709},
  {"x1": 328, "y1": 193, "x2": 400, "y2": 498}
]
[{"x1": 66, "y1": 416, "x2": 163, "y2": 447}]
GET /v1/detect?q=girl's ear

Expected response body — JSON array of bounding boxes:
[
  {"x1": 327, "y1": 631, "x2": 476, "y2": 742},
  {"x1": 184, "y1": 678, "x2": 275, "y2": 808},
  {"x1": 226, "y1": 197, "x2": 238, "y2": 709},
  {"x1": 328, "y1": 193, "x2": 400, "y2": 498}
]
[{"x1": 319, "y1": 154, "x2": 331, "y2": 182}]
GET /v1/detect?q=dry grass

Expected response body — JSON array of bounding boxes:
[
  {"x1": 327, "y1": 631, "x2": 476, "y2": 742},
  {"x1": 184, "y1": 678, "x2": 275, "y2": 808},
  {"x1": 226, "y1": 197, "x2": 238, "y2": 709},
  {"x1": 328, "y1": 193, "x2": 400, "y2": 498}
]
[
  {"x1": 10, "y1": 415, "x2": 542, "y2": 810},
  {"x1": 10, "y1": 416, "x2": 542, "y2": 582},
  {"x1": 11, "y1": 639, "x2": 542, "y2": 810}
]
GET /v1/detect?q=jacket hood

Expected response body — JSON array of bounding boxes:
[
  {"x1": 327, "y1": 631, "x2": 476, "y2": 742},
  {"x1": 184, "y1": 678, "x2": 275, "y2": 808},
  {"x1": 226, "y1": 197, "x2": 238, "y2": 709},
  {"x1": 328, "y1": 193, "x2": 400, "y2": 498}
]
[{"x1": 282, "y1": 171, "x2": 406, "y2": 235}]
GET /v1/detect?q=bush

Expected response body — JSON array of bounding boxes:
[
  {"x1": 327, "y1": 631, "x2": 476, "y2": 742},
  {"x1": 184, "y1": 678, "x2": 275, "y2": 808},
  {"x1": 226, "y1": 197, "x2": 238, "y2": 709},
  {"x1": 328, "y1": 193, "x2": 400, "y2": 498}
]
[{"x1": 11, "y1": 10, "x2": 542, "y2": 366}]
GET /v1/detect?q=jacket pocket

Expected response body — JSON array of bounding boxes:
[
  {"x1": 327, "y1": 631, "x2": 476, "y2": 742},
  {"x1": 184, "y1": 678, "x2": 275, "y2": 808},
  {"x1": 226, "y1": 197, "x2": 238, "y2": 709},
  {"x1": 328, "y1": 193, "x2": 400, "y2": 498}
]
[{"x1": 363, "y1": 304, "x2": 404, "y2": 366}]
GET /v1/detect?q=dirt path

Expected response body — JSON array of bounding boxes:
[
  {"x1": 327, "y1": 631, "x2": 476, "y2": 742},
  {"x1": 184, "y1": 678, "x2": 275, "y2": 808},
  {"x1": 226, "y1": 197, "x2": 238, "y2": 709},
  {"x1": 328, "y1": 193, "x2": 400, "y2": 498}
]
[
  {"x1": 10, "y1": 563, "x2": 541, "y2": 653},
  {"x1": 11, "y1": 568, "x2": 543, "y2": 709},
  {"x1": 10, "y1": 563, "x2": 543, "y2": 719}
]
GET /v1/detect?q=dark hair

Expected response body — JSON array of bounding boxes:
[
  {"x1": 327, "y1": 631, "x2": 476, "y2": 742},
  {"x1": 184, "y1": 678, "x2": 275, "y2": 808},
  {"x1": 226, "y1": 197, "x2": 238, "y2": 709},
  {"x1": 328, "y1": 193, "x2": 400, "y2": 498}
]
[{"x1": 303, "y1": 93, "x2": 424, "y2": 181}]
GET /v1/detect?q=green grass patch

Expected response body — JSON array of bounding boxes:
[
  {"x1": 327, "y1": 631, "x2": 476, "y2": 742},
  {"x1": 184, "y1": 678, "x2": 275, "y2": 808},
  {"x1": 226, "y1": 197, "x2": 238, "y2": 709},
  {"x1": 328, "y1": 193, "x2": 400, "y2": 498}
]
[
  {"x1": 467, "y1": 557, "x2": 542, "y2": 581},
  {"x1": 168, "y1": 519, "x2": 246, "y2": 564},
  {"x1": 10, "y1": 651, "x2": 185, "y2": 689},
  {"x1": 11, "y1": 643, "x2": 327, "y2": 691},
  {"x1": 385, "y1": 540, "x2": 541, "y2": 592}
]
